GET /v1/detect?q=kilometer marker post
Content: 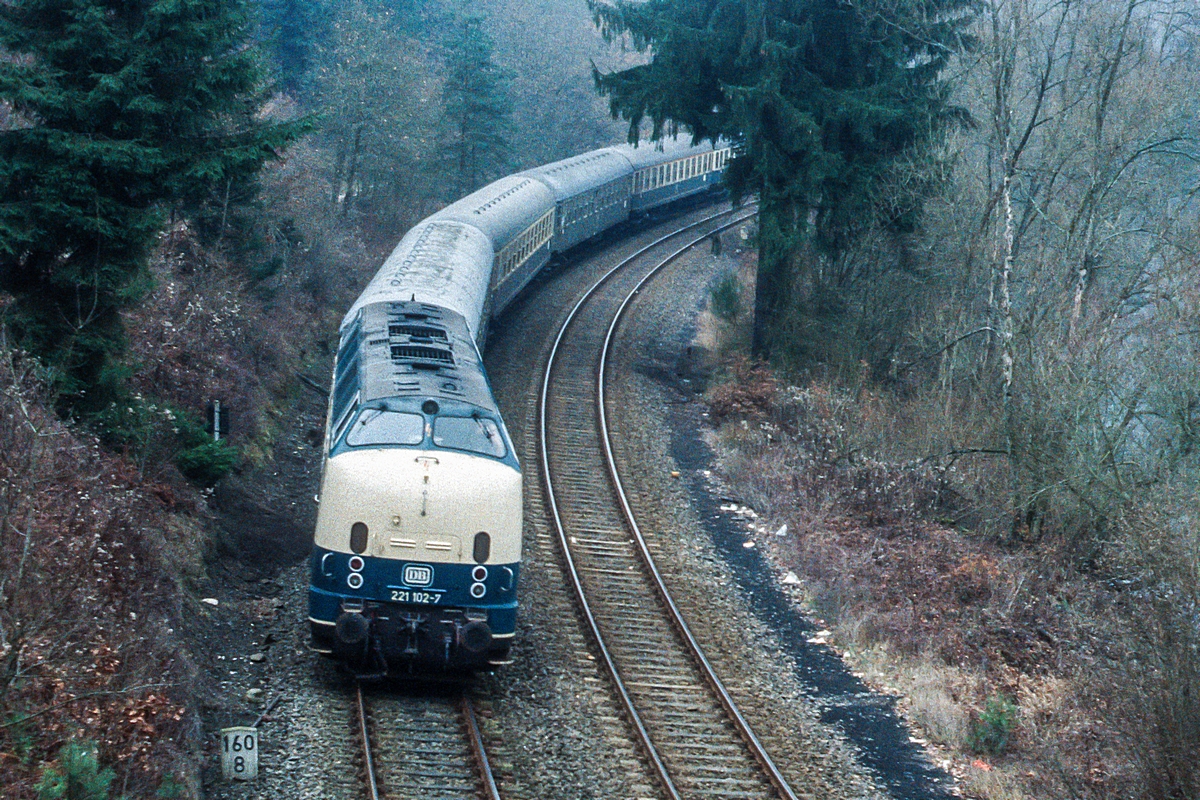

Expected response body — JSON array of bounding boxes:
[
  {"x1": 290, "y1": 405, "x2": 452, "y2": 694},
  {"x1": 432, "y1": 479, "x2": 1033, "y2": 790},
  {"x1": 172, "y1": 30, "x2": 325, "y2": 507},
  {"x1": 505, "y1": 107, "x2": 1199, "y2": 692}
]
[{"x1": 220, "y1": 726, "x2": 258, "y2": 781}]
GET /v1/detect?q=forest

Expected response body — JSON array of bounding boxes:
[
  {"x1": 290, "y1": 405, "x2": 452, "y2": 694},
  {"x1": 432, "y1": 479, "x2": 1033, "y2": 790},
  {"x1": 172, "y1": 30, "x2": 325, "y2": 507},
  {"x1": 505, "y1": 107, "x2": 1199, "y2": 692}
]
[{"x1": 1, "y1": 0, "x2": 1198, "y2": 797}]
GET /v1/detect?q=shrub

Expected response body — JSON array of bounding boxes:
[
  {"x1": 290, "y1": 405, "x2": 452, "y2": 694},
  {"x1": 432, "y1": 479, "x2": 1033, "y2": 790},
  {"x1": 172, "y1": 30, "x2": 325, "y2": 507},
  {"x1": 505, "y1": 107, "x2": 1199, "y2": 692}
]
[
  {"x1": 5, "y1": 713, "x2": 35, "y2": 766},
  {"x1": 711, "y1": 272, "x2": 742, "y2": 322},
  {"x1": 91, "y1": 394, "x2": 238, "y2": 486},
  {"x1": 707, "y1": 356, "x2": 777, "y2": 420},
  {"x1": 968, "y1": 695, "x2": 1018, "y2": 756},
  {"x1": 175, "y1": 439, "x2": 238, "y2": 487},
  {"x1": 36, "y1": 741, "x2": 114, "y2": 800}
]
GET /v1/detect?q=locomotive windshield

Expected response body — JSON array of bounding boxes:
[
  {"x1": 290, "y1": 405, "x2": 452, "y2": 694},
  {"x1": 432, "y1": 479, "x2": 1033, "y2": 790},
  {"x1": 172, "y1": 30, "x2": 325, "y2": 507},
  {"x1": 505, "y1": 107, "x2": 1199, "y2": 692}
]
[
  {"x1": 345, "y1": 408, "x2": 424, "y2": 447},
  {"x1": 433, "y1": 414, "x2": 506, "y2": 458}
]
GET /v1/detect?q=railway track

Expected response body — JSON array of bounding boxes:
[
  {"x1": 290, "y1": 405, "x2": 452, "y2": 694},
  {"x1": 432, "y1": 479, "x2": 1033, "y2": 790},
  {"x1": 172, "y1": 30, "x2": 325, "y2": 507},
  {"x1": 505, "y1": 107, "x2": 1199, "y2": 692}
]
[
  {"x1": 355, "y1": 682, "x2": 500, "y2": 800},
  {"x1": 538, "y1": 206, "x2": 805, "y2": 800}
]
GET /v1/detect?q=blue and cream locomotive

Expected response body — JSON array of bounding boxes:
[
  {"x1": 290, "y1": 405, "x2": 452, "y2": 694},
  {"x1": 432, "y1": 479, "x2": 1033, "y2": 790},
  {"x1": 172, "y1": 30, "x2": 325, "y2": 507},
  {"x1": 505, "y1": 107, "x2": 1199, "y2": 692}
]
[{"x1": 309, "y1": 137, "x2": 733, "y2": 674}]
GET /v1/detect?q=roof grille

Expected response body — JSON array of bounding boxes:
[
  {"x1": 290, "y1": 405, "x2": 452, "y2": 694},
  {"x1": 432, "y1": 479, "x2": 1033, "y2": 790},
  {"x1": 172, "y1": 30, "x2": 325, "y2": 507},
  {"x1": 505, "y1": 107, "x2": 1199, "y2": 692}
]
[
  {"x1": 389, "y1": 324, "x2": 448, "y2": 341},
  {"x1": 391, "y1": 345, "x2": 454, "y2": 365}
]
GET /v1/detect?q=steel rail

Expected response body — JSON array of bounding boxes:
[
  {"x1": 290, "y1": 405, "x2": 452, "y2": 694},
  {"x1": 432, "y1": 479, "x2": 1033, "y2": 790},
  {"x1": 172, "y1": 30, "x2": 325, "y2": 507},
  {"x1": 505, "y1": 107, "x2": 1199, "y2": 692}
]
[
  {"x1": 538, "y1": 205, "x2": 755, "y2": 800},
  {"x1": 597, "y1": 217, "x2": 802, "y2": 800},
  {"x1": 461, "y1": 694, "x2": 502, "y2": 800},
  {"x1": 356, "y1": 682, "x2": 381, "y2": 800},
  {"x1": 356, "y1": 684, "x2": 499, "y2": 800}
]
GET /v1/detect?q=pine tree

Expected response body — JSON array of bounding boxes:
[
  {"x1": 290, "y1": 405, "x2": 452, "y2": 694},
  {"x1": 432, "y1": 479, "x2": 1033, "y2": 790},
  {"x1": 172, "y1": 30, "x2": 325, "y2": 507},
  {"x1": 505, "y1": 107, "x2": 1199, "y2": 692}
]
[
  {"x1": 261, "y1": 0, "x2": 333, "y2": 96},
  {"x1": 442, "y1": 15, "x2": 514, "y2": 196},
  {"x1": 590, "y1": 0, "x2": 974, "y2": 358},
  {"x1": 0, "y1": 0, "x2": 304, "y2": 414}
]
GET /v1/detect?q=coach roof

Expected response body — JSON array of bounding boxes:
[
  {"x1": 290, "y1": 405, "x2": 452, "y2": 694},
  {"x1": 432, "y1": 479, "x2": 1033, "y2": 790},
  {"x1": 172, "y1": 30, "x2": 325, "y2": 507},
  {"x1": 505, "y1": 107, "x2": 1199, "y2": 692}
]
[
  {"x1": 522, "y1": 148, "x2": 632, "y2": 201},
  {"x1": 611, "y1": 136, "x2": 718, "y2": 170},
  {"x1": 429, "y1": 175, "x2": 555, "y2": 251}
]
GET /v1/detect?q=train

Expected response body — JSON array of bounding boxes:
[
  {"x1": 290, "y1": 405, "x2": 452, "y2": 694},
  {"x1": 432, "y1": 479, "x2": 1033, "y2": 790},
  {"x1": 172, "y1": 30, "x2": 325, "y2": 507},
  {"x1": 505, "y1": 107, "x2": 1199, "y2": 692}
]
[{"x1": 308, "y1": 136, "x2": 733, "y2": 676}]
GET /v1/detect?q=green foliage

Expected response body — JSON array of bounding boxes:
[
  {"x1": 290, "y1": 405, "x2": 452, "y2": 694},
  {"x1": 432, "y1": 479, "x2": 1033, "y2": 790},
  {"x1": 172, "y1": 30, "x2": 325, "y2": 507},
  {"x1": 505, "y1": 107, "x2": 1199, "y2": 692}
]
[
  {"x1": 441, "y1": 14, "x2": 514, "y2": 196},
  {"x1": 171, "y1": 403, "x2": 237, "y2": 486},
  {"x1": 36, "y1": 740, "x2": 114, "y2": 800},
  {"x1": 968, "y1": 695, "x2": 1018, "y2": 756},
  {"x1": 155, "y1": 776, "x2": 186, "y2": 799},
  {"x1": 711, "y1": 273, "x2": 742, "y2": 322},
  {"x1": 0, "y1": 0, "x2": 306, "y2": 415},
  {"x1": 4, "y1": 713, "x2": 35, "y2": 766},
  {"x1": 175, "y1": 439, "x2": 238, "y2": 488},
  {"x1": 92, "y1": 395, "x2": 237, "y2": 486},
  {"x1": 588, "y1": 0, "x2": 974, "y2": 358}
]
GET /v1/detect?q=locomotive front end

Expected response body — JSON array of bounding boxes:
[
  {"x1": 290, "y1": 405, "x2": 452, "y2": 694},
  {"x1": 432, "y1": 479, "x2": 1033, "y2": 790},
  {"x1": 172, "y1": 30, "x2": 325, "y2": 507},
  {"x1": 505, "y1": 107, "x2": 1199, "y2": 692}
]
[{"x1": 309, "y1": 446, "x2": 521, "y2": 674}]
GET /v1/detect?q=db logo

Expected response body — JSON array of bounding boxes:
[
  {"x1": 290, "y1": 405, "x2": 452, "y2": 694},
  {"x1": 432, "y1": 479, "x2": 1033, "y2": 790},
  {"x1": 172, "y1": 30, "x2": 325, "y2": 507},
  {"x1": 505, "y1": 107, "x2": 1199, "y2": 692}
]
[{"x1": 403, "y1": 564, "x2": 433, "y2": 587}]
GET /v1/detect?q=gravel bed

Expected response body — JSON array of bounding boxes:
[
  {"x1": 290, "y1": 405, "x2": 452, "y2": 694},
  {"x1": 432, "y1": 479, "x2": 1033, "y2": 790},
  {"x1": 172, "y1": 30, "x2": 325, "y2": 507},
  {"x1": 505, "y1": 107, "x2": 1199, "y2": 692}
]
[
  {"x1": 607, "y1": 233, "x2": 960, "y2": 798},
  {"x1": 606, "y1": 239, "x2": 891, "y2": 799},
  {"x1": 475, "y1": 207, "x2": 740, "y2": 800}
]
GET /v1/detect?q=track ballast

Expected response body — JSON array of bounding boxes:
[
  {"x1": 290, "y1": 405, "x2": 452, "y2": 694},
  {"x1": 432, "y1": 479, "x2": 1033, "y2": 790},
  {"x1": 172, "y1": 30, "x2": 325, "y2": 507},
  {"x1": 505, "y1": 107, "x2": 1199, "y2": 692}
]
[{"x1": 537, "y1": 206, "x2": 811, "y2": 800}]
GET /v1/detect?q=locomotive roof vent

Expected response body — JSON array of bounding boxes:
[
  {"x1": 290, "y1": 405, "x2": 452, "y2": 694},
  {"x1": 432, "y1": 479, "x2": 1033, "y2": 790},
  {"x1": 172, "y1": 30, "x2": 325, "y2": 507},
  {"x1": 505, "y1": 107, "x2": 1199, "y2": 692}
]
[
  {"x1": 389, "y1": 323, "x2": 448, "y2": 342},
  {"x1": 391, "y1": 344, "x2": 454, "y2": 365}
]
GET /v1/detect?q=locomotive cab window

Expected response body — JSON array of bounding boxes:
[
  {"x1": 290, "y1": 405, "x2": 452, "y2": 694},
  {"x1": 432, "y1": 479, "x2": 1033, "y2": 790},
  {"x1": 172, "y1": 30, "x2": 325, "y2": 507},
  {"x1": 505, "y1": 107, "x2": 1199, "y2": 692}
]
[
  {"x1": 433, "y1": 415, "x2": 506, "y2": 458},
  {"x1": 345, "y1": 408, "x2": 424, "y2": 447}
]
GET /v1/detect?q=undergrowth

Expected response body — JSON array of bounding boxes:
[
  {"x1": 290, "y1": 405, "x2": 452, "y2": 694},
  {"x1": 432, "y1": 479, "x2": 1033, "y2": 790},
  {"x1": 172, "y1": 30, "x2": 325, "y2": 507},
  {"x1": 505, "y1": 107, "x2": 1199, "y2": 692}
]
[{"x1": 707, "y1": 365, "x2": 1163, "y2": 798}]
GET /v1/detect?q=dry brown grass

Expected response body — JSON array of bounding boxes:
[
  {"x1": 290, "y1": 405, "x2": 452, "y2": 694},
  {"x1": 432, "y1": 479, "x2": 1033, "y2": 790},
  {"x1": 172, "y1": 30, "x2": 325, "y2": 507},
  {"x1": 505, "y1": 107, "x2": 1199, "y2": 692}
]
[
  {"x1": 0, "y1": 346, "x2": 204, "y2": 798},
  {"x1": 707, "y1": 373, "x2": 1153, "y2": 798}
]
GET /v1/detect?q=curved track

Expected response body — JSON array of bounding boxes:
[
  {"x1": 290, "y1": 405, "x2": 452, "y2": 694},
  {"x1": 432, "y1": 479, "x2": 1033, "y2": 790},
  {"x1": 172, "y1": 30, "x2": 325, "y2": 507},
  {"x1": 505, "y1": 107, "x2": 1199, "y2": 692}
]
[
  {"x1": 538, "y1": 206, "x2": 805, "y2": 800},
  {"x1": 355, "y1": 683, "x2": 500, "y2": 800}
]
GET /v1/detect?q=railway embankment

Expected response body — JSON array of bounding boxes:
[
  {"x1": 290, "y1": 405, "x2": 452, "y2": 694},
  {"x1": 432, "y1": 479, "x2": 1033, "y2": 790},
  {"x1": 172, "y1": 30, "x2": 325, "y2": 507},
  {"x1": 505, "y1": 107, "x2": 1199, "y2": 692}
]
[
  {"x1": 689, "y1": 259, "x2": 1159, "y2": 799},
  {"x1": 0, "y1": 200, "x2": 375, "y2": 797}
]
